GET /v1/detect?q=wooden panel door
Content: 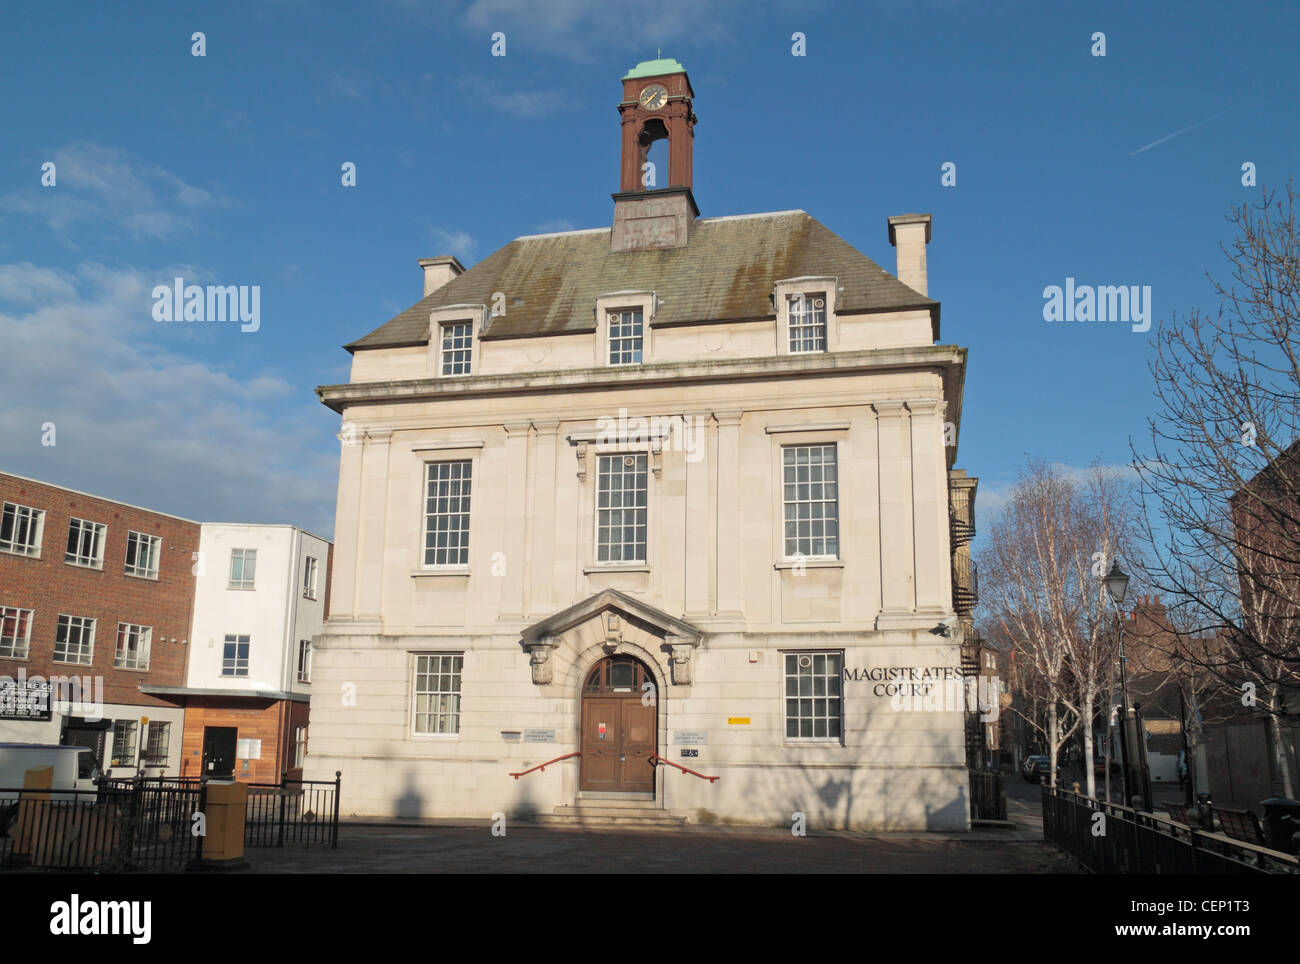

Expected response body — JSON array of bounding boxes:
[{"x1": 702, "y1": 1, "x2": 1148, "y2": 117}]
[
  {"x1": 580, "y1": 698, "x2": 620, "y2": 790},
  {"x1": 618, "y1": 700, "x2": 656, "y2": 792}
]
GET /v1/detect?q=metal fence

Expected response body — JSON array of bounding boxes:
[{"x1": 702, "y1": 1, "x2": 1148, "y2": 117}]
[
  {"x1": 244, "y1": 771, "x2": 340, "y2": 849},
  {"x1": 1041, "y1": 785, "x2": 1299, "y2": 874},
  {"x1": 1, "y1": 779, "x2": 206, "y2": 871}
]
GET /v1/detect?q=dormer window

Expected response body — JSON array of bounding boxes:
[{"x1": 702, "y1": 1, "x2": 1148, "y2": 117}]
[
  {"x1": 427, "y1": 305, "x2": 486, "y2": 377},
  {"x1": 440, "y1": 321, "x2": 473, "y2": 376},
  {"x1": 595, "y1": 291, "x2": 656, "y2": 366},
  {"x1": 774, "y1": 276, "x2": 838, "y2": 356},
  {"x1": 787, "y1": 293, "x2": 827, "y2": 353},
  {"x1": 607, "y1": 309, "x2": 644, "y2": 365}
]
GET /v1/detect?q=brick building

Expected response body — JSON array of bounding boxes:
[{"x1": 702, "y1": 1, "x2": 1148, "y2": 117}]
[{"x1": 0, "y1": 472, "x2": 199, "y2": 777}]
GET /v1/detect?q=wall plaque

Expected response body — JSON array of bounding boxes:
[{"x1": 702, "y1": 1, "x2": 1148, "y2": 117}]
[{"x1": 522, "y1": 729, "x2": 556, "y2": 743}]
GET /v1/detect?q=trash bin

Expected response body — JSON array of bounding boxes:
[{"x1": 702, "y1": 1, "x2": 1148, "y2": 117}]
[{"x1": 1260, "y1": 798, "x2": 1300, "y2": 855}]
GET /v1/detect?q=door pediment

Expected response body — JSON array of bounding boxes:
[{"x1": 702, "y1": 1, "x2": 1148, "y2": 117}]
[{"x1": 521, "y1": 589, "x2": 703, "y2": 685}]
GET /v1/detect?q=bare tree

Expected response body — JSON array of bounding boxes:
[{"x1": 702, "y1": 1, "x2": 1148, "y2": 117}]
[
  {"x1": 978, "y1": 461, "x2": 1138, "y2": 794},
  {"x1": 1133, "y1": 181, "x2": 1300, "y2": 795}
]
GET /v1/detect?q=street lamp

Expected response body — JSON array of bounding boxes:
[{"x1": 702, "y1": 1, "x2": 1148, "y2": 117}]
[{"x1": 1104, "y1": 561, "x2": 1140, "y2": 809}]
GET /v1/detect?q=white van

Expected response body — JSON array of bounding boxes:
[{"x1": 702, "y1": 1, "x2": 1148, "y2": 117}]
[{"x1": 0, "y1": 743, "x2": 99, "y2": 795}]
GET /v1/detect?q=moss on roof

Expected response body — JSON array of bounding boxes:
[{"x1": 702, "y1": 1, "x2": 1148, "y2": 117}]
[{"x1": 345, "y1": 210, "x2": 938, "y2": 351}]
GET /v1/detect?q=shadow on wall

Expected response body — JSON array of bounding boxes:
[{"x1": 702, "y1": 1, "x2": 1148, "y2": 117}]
[
  {"x1": 731, "y1": 761, "x2": 968, "y2": 832},
  {"x1": 394, "y1": 770, "x2": 426, "y2": 820}
]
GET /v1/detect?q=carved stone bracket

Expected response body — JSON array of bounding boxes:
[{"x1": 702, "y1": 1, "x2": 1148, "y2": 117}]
[
  {"x1": 666, "y1": 634, "x2": 698, "y2": 685},
  {"x1": 576, "y1": 441, "x2": 588, "y2": 482},
  {"x1": 527, "y1": 636, "x2": 560, "y2": 685}
]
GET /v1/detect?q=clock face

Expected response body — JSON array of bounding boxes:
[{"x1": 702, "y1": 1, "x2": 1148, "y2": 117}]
[{"x1": 638, "y1": 84, "x2": 668, "y2": 110}]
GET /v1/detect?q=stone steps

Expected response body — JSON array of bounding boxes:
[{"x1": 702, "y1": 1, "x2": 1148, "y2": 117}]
[{"x1": 533, "y1": 803, "x2": 688, "y2": 828}]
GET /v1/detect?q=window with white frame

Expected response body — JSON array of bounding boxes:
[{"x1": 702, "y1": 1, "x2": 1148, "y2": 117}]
[
  {"x1": 297, "y1": 639, "x2": 312, "y2": 683},
  {"x1": 440, "y1": 321, "x2": 473, "y2": 376},
  {"x1": 787, "y1": 292, "x2": 827, "y2": 353},
  {"x1": 228, "y1": 548, "x2": 257, "y2": 589},
  {"x1": 111, "y1": 720, "x2": 138, "y2": 767},
  {"x1": 114, "y1": 623, "x2": 152, "y2": 670},
  {"x1": 65, "y1": 518, "x2": 106, "y2": 568},
  {"x1": 413, "y1": 653, "x2": 463, "y2": 735},
  {"x1": 783, "y1": 651, "x2": 843, "y2": 740},
  {"x1": 0, "y1": 502, "x2": 45, "y2": 557},
  {"x1": 423, "y1": 461, "x2": 471, "y2": 567},
  {"x1": 607, "y1": 309, "x2": 644, "y2": 365},
  {"x1": 782, "y1": 444, "x2": 839, "y2": 559},
  {"x1": 54, "y1": 614, "x2": 95, "y2": 664},
  {"x1": 124, "y1": 531, "x2": 161, "y2": 579},
  {"x1": 222, "y1": 634, "x2": 250, "y2": 677},
  {"x1": 596, "y1": 453, "x2": 647, "y2": 564},
  {"x1": 303, "y1": 555, "x2": 318, "y2": 599},
  {"x1": 293, "y1": 725, "x2": 308, "y2": 767},
  {"x1": 144, "y1": 721, "x2": 170, "y2": 766},
  {"x1": 0, "y1": 606, "x2": 33, "y2": 659}
]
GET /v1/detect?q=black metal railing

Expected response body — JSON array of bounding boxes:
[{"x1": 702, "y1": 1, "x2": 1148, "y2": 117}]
[
  {"x1": 1, "y1": 779, "x2": 206, "y2": 871},
  {"x1": 970, "y1": 769, "x2": 1007, "y2": 821},
  {"x1": 244, "y1": 771, "x2": 340, "y2": 849},
  {"x1": 950, "y1": 492, "x2": 975, "y2": 545},
  {"x1": 1041, "y1": 784, "x2": 1299, "y2": 874}
]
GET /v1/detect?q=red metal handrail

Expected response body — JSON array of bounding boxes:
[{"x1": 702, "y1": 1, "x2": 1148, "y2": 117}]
[
  {"x1": 509, "y1": 752, "x2": 581, "y2": 780},
  {"x1": 648, "y1": 753, "x2": 719, "y2": 783}
]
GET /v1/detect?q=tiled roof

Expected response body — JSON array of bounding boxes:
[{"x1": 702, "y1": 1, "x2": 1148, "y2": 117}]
[{"x1": 345, "y1": 210, "x2": 938, "y2": 350}]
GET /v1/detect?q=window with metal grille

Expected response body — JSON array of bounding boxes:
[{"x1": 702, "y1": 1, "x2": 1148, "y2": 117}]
[
  {"x1": 54, "y1": 614, "x2": 95, "y2": 664},
  {"x1": 782, "y1": 444, "x2": 839, "y2": 558},
  {"x1": 144, "y1": 721, "x2": 170, "y2": 765},
  {"x1": 607, "y1": 309, "x2": 643, "y2": 365},
  {"x1": 228, "y1": 548, "x2": 257, "y2": 589},
  {"x1": 124, "y1": 531, "x2": 161, "y2": 579},
  {"x1": 0, "y1": 501, "x2": 44, "y2": 557},
  {"x1": 423, "y1": 461, "x2": 471, "y2": 567},
  {"x1": 441, "y1": 321, "x2": 473, "y2": 375},
  {"x1": 0, "y1": 605, "x2": 33, "y2": 659},
  {"x1": 413, "y1": 653, "x2": 463, "y2": 735},
  {"x1": 788, "y1": 292, "x2": 827, "y2": 353},
  {"x1": 783, "y1": 652, "x2": 843, "y2": 740},
  {"x1": 114, "y1": 623, "x2": 152, "y2": 670},
  {"x1": 222, "y1": 634, "x2": 250, "y2": 677},
  {"x1": 65, "y1": 517, "x2": 106, "y2": 568},
  {"x1": 111, "y1": 720, "x2": 138, "y2": 767},
  {"x1": 596, "y1": 453, "x2": 647, "y2": 563}
]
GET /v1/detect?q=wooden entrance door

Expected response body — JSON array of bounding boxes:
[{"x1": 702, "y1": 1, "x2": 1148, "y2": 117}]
[{"x1": 579, "y1": 657, "x2": 657, "y2": 793}]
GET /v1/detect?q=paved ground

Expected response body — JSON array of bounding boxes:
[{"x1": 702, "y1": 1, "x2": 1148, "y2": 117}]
[{"x1": 245, "y1": 817, "x2": 1079, "y2": 874}]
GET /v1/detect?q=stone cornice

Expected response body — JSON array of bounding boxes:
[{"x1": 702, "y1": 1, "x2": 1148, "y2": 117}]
[{"x1": 317, "y1": 345, "x2": 967, "y2": 415}]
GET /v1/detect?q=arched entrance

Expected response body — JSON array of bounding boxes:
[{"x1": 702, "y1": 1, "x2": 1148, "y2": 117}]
[{"x1": 579, "y1": 655, "x2": 657, "y2": 793}]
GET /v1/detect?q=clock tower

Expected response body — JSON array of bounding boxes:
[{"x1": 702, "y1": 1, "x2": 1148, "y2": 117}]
[{"x1": 611, "y1": 57, "x2": 698, "y2": 252}]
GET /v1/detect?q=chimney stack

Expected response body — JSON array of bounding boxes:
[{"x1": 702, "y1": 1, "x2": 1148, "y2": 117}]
[
  {"x1": 418, "y1": 256, "x2": 464, "y2": 297},
  {"x1": 888, "y1": 214, "x2": 933, "y2": 297}
]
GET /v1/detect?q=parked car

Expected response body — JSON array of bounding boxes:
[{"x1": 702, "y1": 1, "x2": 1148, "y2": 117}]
[{"x1": 1022, "y1": 755, "x2": 1050, "y2": 782}]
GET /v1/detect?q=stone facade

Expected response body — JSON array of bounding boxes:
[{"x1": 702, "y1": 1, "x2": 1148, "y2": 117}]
[{"x1": 305, "y1": 59, "x2": 977, "y2": 831}]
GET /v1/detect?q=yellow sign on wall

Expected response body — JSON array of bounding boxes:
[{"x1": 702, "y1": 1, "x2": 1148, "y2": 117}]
[{"x1": 727, "y1": 717, "x2": 751, "y2": 725}]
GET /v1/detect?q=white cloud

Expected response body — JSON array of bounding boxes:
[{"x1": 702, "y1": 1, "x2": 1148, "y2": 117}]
[
  {"x1": 0, "y1": 261, "x2": 339, "y2": 537},
  {"x1": 0, "y1": 142, "x2": 233, "y2": 244},
  {"x1": 430, "y1": 226, "x2": 478, "y2": 262}
]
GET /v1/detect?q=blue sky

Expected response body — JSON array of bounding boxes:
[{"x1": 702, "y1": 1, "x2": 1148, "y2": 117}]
[{"x1": 1, "y1": 0, "x2": 1296, "y2": 538}]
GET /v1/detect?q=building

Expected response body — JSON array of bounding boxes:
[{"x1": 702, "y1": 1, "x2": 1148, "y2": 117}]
[
  {"x1": 306, "y1": 58, "x2": 979, "y2": 830},
  {"x1": 0, "y1": 472, "x2": 198, "y2": 778},
  {"x1": 141, "y1": 524, "x2": 331, "y2": 783}
]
